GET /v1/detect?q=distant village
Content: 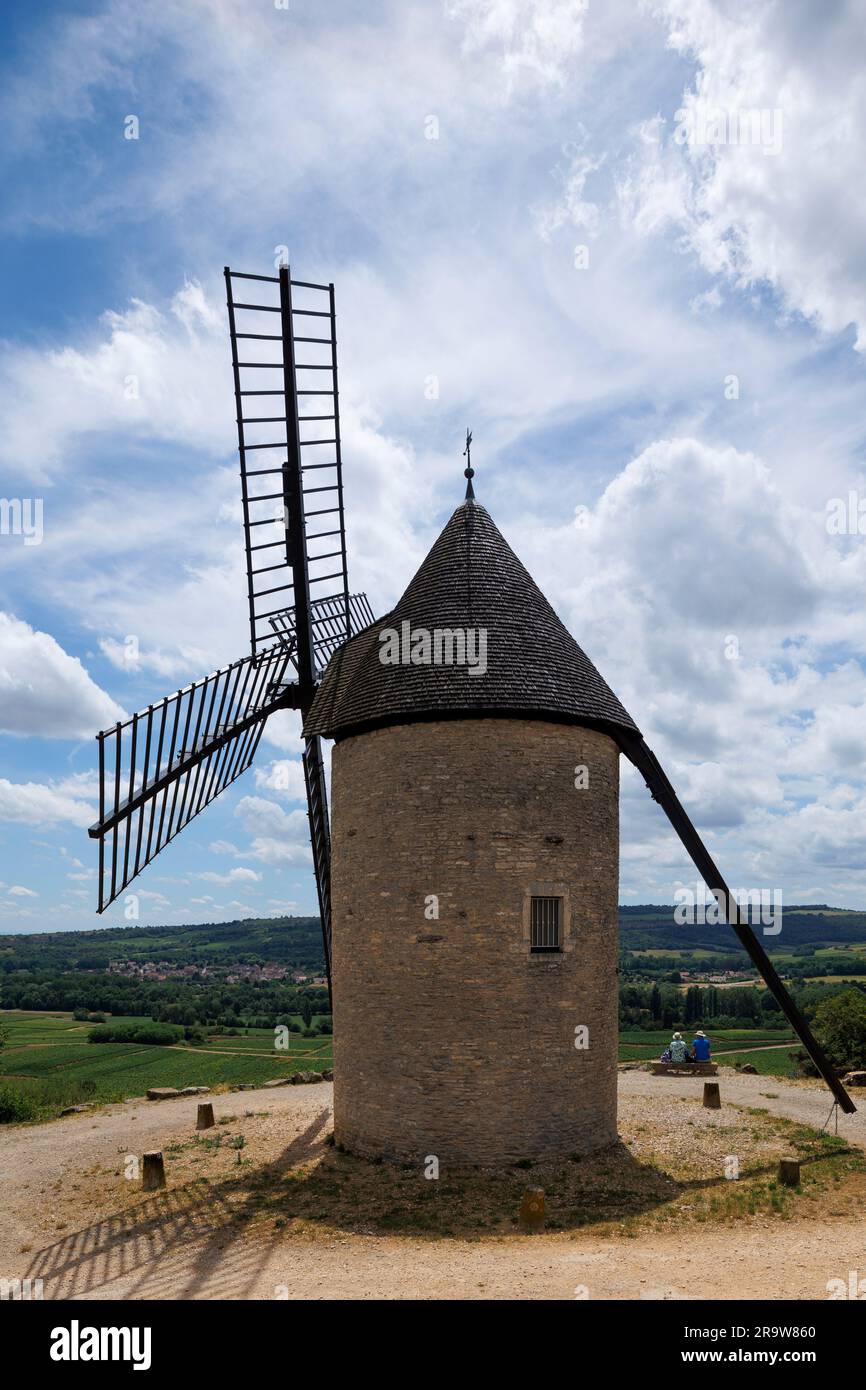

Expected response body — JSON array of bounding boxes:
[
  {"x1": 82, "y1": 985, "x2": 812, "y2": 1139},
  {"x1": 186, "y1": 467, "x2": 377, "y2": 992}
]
[
  {"x1": 676, "y1": 967, "x2": 759, "y2": 988},
  {"x1": 106, "y1": 959, "x2": 328, "y2": 988}
]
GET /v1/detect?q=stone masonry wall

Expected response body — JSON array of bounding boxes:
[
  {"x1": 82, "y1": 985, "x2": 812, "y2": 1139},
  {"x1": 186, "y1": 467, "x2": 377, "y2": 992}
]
[{"x1": 330, "y1": 718, "x2": 620, "y2": 1166}]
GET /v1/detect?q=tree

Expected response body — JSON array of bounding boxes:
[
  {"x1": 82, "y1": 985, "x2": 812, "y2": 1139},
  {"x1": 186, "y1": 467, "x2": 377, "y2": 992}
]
[
  {"x1": 684, "y1": 986, "x2": 702, "y2": 1023},
  {"x1": 813, "y1": 989, "x2": 866, "y2": 1069},
  {"x1": 649, "y1": 984, "x2": 661, "y2": 1022}
]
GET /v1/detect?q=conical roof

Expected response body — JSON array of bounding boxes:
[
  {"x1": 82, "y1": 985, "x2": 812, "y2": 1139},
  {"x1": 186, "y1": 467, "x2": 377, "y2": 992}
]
[{"x1": 303, "y1": 500, "x2": 638, "y2": 741}]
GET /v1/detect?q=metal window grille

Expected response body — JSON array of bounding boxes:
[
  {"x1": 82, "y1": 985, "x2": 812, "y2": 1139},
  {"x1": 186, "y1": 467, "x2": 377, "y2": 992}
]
[{"x1": 530, "y1": 896, "x2": 562, "y2": 952}]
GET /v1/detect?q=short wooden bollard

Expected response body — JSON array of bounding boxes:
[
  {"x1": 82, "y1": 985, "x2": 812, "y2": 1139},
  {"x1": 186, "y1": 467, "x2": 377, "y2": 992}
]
[
  {"x1": 142, "y1": 1151, "x2": 166, "y2": 1191},
  {"x1": 778, "y1": 1158, "x2": 801, "y2": 1188},
  {"x1": 196, "y1": 1102, "x2": 215, "y2": 1131},
  {"x1": 519, "y1": 1187, "x2": 545, "y2": 1231},
  {"x1": 703, "y1": 1082, "x2": 721, "y2": 1110}
]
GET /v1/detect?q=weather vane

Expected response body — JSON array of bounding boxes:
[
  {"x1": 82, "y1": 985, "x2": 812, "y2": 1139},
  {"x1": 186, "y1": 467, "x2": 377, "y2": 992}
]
[{"x1": 463, "y1": 428, "x2": 475, "y2": 499}]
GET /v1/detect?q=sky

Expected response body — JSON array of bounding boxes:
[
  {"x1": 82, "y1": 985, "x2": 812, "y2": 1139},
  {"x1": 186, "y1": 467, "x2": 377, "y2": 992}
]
[{"x1": 2, "y1": 0, "x2": 866, "y2": 934}]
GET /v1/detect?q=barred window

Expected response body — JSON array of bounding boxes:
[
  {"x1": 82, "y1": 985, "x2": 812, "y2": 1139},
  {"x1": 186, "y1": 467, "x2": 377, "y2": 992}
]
[{"x1": 530, "y1": 896, "x2": 562, "y2": 952}]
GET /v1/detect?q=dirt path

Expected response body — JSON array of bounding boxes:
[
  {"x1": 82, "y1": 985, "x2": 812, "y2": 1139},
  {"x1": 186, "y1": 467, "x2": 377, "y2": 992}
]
[
  {"x1": 0, "y1": 1074, "x2": 862, "y2": 1301},
  {"x1": 167, "y1": 1044, "x2": 330, "y2": 1060}
]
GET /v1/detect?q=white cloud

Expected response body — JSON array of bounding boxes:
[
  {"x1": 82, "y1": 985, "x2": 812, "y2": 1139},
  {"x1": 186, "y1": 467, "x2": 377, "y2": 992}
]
[
  {"x1": 501, "y1": 430, "x2": 866, "y2": 899},
  {"x1": 0, "y1": 284, "x2": 231, "y2": 483},
  {"x1": 8, "y1": 885, "x2": 38, "y2": 897},
  {"x1": 630, "y1": 0, "x2": 866, "y2": 347},
  {"x1": 449, "y1": 0, "x2": 589, "y2": 87},
  {"x1": 0, "y1": 772, "x2": 97, "y2": 828},
  {"x1": 198, "y1": 866, "x2": 262, "y2": 886},
  {"x1": 234, "y1": 796, "x2": 312, "y2": 866},
  {"x1": 254, "y1": 758, "x2": 306, "y2": 800},
  {"x1": 0, "y1": 612, "x2": 125, "y2": 737}
]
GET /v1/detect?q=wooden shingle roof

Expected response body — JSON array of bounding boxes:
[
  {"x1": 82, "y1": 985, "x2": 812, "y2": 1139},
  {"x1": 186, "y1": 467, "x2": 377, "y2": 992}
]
[{"x1": 303, "y1": 500, "x2": 638, "y2": 741}]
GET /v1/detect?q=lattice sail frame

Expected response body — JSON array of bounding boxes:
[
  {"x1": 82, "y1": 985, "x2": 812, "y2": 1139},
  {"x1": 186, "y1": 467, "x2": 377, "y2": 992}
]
[
  {"x1": 90, "y1": 647, "x2": 295, "y2": 913},
  {"x1": 89, "y1": 264, "x2": 374, "y2": 988},
  {"x1": 270, "y1": 592, "x2": 375, "y2": 677},
  {"x1": 224, "y1": 266, "x2": 352, "y2": 665}
]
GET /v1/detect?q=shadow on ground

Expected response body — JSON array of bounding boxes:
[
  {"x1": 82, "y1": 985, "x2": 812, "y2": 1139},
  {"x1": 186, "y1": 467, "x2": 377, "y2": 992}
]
[
  {"x1": 24, "y1": 1125, "x2": 686, "y2": 1299},
  {"x1": 24, "y1": 1111, "x2": 862, "y2": 1300},
  {"x1": 24, "y1": 1108, "x2": 332, "y2": 1300}
]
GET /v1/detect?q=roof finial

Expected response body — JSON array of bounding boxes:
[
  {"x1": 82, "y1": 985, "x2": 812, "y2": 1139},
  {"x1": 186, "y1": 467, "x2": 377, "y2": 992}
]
[{"x1": 463, "y1": 428, "x2": 475, "y2": 500}]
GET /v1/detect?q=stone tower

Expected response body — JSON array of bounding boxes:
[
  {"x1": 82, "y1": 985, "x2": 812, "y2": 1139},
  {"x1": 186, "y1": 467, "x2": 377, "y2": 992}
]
[{"x1": 304, "y1": 496, "x2": 638, "y2": 1166}]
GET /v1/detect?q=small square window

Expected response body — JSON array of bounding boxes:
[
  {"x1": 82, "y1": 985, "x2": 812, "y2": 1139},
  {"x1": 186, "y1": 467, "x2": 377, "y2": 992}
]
[{"x1": 530, "y1": 896, "x2": 562, "y2": 953}]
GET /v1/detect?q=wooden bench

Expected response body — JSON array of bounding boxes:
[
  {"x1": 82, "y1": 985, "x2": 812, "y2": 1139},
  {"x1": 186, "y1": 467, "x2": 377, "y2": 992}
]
[{"x1": 648, "y1": 1061, "x2": 718, "y2": 1076}]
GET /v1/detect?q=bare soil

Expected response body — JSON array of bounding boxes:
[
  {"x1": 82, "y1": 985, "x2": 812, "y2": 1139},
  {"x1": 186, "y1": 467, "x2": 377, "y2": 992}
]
[{"x1": 0, "y1": 1070, "x2": 863, "y2": 1300}]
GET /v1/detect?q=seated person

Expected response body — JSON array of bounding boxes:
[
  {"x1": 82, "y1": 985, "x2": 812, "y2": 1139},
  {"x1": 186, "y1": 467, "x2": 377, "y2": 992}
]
[
  {"x1": 668, "y1": 1032, "x2": 690, "y2": 1063},
  {"x1": 692, "y1": 1030, "x2": 711, "y2": 1061}
]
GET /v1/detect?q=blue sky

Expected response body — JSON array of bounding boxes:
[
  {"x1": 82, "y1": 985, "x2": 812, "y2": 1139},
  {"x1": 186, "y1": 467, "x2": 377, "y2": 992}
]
[{"x1": 2, "y1": 0, "x2": 866, "y2": 933}]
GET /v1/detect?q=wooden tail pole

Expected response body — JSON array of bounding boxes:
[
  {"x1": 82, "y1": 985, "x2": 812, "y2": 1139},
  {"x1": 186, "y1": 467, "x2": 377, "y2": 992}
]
[{"x1": 621, "y1": 735, "x2": 856, "y2": 1116}]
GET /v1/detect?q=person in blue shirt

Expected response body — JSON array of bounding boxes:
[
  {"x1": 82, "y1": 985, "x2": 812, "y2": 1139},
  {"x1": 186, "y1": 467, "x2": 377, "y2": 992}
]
[{"x1": 692, "y1": 1030, "x2": 711, "y2": 1061}]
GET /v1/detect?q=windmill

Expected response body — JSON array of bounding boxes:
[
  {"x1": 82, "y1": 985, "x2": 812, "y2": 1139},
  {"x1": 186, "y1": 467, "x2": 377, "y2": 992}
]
[{"x1": 89, "y1": 265, "x2": 853, "y2": 1164}]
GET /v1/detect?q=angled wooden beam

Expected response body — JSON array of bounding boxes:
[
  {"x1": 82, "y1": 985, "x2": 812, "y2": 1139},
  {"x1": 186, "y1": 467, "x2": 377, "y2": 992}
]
[{"x1": 620, "y1": 734, "x2": 856, "y2": 1115}]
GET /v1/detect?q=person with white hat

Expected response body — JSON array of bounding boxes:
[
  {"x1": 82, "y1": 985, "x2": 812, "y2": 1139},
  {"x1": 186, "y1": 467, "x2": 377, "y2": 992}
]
[
  {"x1": 692, "y1": 1029, "x2": 712, "y2": 1062},
  {"x1": 669, "y1": 1032, "x2": 689, "y2": 1064}
]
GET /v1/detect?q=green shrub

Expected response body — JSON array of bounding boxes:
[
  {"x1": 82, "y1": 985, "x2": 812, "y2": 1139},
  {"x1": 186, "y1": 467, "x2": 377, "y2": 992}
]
[
  {"x1": 814, "y1": 990, "x2": 866, "y2": 1069},
  {"x1": 0, "y1": 1085, "x2": 38, "y2": 1123},
  {"x1": 88, "y1": 1022, "x2": 184, "y2": 1045}
]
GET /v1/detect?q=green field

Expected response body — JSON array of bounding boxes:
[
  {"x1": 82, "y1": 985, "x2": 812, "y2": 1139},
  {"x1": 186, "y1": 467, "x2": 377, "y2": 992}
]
[
  {"x1": 714, "y1": 1050, "x2": 800, "y2": 1079},
  {"x1": 618, "y1": 1028, "x2": 795, "y2": 1049},
  {"x1": 0, "y1": 1012, "x2": 811, "y2": 1121},
  {"x1": 0, "y1": 1011, "x2": 332, "y2": 1122}
]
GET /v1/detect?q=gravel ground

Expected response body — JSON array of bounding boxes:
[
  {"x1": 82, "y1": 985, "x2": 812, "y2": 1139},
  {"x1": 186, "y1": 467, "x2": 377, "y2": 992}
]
[
  {"x1": 619, "y1": 1067, "x2": 866, "y2": 1145},
  {"x1": 0, "y1": 1071, "x2": 862, "y2": 1301}
]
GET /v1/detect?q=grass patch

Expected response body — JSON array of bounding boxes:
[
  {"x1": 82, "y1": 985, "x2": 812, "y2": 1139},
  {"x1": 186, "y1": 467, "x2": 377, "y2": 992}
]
[{"x1": 0, "y1": 1010, "x2": 331, "y2": 1122}]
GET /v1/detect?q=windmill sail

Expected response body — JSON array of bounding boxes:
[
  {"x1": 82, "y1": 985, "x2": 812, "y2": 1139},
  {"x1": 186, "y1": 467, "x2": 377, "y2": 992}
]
[
  {"x1": 89, "y1": 646, "x2": 296, "y2": 913},
  {"x1": 621, "y1": 734, "x2": 856, "y2": 1115},
  {"x1": 89, "y1": 263, "x2": 372, "y2": 1005},
  {"x1": 224, "y1": 266, "x2": 353, "y2": 664},
  {"x1": 224, "y1": 264, "x2": 376, "y2": 993}
]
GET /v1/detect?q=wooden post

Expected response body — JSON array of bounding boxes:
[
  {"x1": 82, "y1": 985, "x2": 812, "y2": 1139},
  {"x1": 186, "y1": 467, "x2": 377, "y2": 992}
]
[
  {"x1": 778, "y1": 1158, "x2": 800, "y2": 1187},
  {"x1": 703, "y1": 1081, "x2": 721, "y2": 1109},
  {"x1": 519, "y1": 1187, "x2": 545, "y2": 1231},
  {"x1": 142, "y1": 1151, "x2": 166, "y2": 1191},
  {"x1": 196, "y1": 1102, "x2": 215, "y2": 1131}
]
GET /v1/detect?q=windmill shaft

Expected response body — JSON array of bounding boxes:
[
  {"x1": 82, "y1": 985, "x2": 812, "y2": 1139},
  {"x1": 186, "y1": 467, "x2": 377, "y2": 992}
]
[{"x1": 623, "y1": 736, "x2": 855, "y2": 1115}]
